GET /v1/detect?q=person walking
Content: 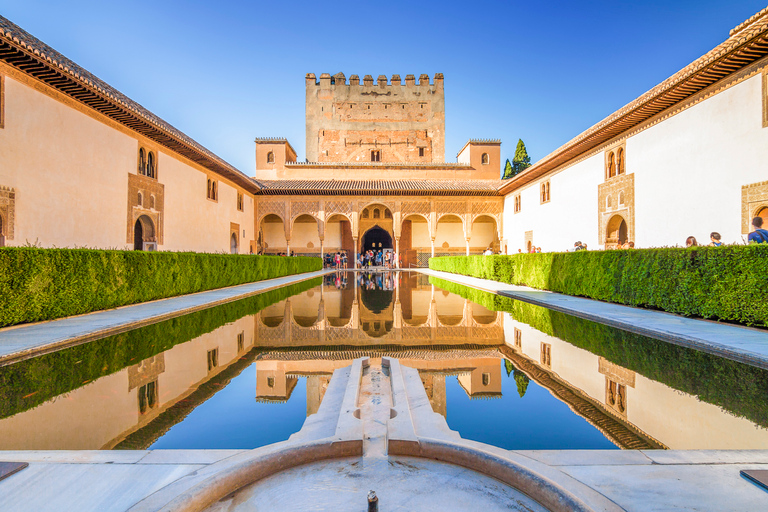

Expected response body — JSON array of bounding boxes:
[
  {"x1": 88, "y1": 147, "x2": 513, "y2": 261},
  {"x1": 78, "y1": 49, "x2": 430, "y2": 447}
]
[{"x1": 749, "y1": 217, "x2": 768, "y2": 243}]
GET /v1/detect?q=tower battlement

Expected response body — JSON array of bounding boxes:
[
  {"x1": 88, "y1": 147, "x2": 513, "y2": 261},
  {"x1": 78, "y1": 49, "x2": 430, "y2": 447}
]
[{"x1": 305, "y1": 72, "x2": 445, "y2": 163}]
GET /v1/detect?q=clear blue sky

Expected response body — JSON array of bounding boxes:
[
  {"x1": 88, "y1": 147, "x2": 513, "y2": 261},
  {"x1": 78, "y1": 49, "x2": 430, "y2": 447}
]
[{"x1": 1, "y1": 0, "x2": 765, "y2": 176}]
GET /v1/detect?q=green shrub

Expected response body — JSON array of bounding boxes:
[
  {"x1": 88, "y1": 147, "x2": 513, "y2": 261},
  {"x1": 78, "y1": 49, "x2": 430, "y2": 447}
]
[
  {"x1": 430, "y1": 245, "x2": 768, "y2": 326},
  {"x1": 0, "y1": 277, "x2": 321, "y2": 419},
  {"x1": 0, "y1": 248, "x2": 321, "y2": 327},
  {"x1": 429, "y1": 276, "x2": 768, "y2": 427}
]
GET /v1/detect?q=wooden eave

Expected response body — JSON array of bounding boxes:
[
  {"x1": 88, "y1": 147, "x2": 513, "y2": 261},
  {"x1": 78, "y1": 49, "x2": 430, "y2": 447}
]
[{"x1": 498, "y1": 17, "x2": 768, "y2": 196}]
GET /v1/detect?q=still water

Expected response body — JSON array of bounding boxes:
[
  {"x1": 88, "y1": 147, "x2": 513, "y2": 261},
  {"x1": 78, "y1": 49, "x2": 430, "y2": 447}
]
[{"x1": 1, "y1": 271, "x2": 767, "y2": 451}]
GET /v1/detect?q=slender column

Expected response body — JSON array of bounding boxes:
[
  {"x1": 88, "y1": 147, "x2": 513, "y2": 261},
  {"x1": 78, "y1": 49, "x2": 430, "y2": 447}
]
[
  {"x1": 430, "y1": 237, "x2": 435, "y2": 258},
  {"x1": 319, "y1": 238, "x2": 324, "y2": 261},
  {"x1": 353, "y1": 237, "x2": 358, "y2": 268},
  {"x1": 395, "y1": 237, "x2": 400, "y2": 268},
  {"x1": 286, "y1": 240, "x2": 291, "y2": 257},
  {"x1": 465, "y1": 238, "x2": 470, "y2": 256}
]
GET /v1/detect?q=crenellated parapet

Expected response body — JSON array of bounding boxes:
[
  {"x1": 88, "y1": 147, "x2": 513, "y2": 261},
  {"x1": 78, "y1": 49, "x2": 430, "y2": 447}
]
[{"x1": 305, "y1": 72, "x2": 446, "y2": 163}]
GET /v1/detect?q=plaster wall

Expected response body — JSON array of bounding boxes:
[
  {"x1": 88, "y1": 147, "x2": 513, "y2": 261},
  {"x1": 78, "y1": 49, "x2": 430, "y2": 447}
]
[
  {"x1": 631, "y1": 71, "x2": 768, "y2": 246},
  {"x1": 502, "y1": 154, "x2": 601, "y2": 253},
  {"x1": 160, "y1": 154, "x2": 254, "y2": 253},
  {"x1": 290, "y1": 220, "x2": 321, "y2": 251},
  {"x1": 0, "y1": 75, "x2": 132, "y2": 248}
]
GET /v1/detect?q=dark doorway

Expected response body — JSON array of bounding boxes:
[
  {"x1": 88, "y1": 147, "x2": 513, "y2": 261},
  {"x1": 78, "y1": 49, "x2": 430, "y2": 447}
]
[
  {"x1": 134, "y1": 219, "x2": 143, "y2": 250},
  {"x1": 362, "y1": 226, "x2": 393, "y2": 252}
]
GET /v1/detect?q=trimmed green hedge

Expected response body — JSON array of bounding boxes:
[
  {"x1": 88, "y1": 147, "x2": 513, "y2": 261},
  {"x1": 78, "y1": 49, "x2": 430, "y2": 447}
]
[
  {"x1": 430, "y1": 276, "x2": 768, "y2": 427},
  {"x1": 0, "y1": 248, "x2": 321, "y2": 327},
  {"x1": 429, "y1": 245, "x2": 768, "y2": 326},
  {"x1": 0, "y1": 277, "x2": 321, "y2": 420}
]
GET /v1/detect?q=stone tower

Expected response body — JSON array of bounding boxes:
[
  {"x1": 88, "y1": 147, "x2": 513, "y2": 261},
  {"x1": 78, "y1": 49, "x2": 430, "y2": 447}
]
[{"x1": 305, "y1": 73, "x2": 445, "y2": 163}]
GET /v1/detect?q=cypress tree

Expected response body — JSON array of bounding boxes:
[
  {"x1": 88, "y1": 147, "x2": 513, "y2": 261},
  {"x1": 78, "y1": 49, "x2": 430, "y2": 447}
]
[
  {"x1": 512, "y1": 139, "x2": 531, "y2": 176},
  {"x1": 514, "y1": 370, "x2": 530, "y2": 398},
  {"x1": 502, "y1": 159, "x2": 513, "y2": 179}
]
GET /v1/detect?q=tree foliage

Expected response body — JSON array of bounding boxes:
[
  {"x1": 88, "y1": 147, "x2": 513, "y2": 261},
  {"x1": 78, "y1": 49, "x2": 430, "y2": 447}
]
[
  {"x1": 503, "y1": 139, "x2": 531, "y2": 179},
  {"x1": 514, "y1": 370, "x2": 530, "y2": 398},
  {"x1": 502, "y1": 159, "x2": 513, "y2": 179}
]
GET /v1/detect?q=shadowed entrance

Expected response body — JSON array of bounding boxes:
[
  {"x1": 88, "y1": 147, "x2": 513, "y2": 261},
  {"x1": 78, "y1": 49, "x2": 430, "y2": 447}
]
[{"x1": 361, "y1": 226, "x2": 393, "y2": 252}]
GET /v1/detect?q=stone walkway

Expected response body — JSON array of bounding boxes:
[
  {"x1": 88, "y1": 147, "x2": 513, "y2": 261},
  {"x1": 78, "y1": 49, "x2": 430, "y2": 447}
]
[
  {"x1": 418, "y1": 269, "x2": 768, "y2": 371},
  {"x1": 0, "y1": 269, "x2": 333, "y2": 366}
]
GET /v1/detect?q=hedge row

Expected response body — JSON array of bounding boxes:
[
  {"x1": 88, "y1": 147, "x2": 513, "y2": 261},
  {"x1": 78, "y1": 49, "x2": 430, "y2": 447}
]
[
  {"x1": 0, "y1": 277, "x2": 321, "y2": 419},
  {"x1": 429, "y1": 276, "x2": 768, "y2": 427},
  {"x1": 0, "y1": 248, "x2": 321, "y2": 327},
  {"x1": 429, "y1": 245, "x2": 768, "y2": 326}
]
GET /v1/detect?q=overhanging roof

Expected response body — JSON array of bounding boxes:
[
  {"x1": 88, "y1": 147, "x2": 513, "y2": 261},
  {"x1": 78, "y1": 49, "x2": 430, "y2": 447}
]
[
  {"x1": 0, "y1": 16, "x2": 260, "y2": 194},
  {"x1": 254, "y1": 179, "x2": 502, "y2": 196},
  {"x1": 498, "y1": 7, "x2": 768, "y2": 196}
]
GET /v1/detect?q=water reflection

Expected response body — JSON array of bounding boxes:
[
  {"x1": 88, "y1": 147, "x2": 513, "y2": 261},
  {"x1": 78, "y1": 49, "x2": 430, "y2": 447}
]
[{"x1": 0, "y1": 272, "x2": 767, "y2": 452}]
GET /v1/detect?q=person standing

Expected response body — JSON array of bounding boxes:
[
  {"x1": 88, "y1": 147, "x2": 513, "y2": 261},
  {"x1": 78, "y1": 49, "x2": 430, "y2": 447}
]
[
  {"x1": 749, "y1": 217, "x2": 768, "y2": 243},
  {"x1": 709, "y1": 232, "x2": 723, "y2": 247}
]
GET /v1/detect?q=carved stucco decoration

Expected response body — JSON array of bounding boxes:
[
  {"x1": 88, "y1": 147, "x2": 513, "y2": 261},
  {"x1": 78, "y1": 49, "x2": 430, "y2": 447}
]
[
  {"x1": 325, "y1": 200, "x2": 354, "y2": 220},
  {"x1": 258, "y1": 201, "x2": 286, "y2": 222},
  {"x1": 127, "y1": 173, "x2": 164, "y2": 245},
  {"x1": 741, "y1": 180, "x2": 768, "y2": 233},
  {"x1": 401, "y1": 200, "x2": 431, "y2": 217},
  {"x1": 597, "y1": 173, "x2": 635, "y2": 246},
  {"x1": 0, "y1": 186, "x2": 16, "y2": 240}
]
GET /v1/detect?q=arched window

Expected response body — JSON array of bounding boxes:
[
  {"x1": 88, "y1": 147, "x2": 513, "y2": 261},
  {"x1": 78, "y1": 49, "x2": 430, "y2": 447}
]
[
  {"x1": 147, "y1": 152, "x2": 155, "y2": 179},
  {"x1": 607, "y1": 152, "x2": 616, "y2": 178},
  {"x1": 207, "y1": 179, "x2": 212, "y2": 199},
  {"x1": 619, "y1": 191, "x2": 625, "y2": 205},
  {"x1": 384, "y1": 210, "x2": 392, "y2": 219},
  {"x1": 371, "y1": 150, "x2": 381, "y2": 162},
  {"x1": 481, "y1": 153, "x2": 489, "y2": 165},
  {"x1": 150, "y1": 195, "x2": 155, "y2": 209},
  {"x1": 361, "y1": 209, "x2": 369, "y2": 219},
  {"x1": 137, "y1": 192, "x2": 143, "y2": 207},
  {"x1": 267, "y1": 151, "x2": 275, "y2": 164},
  {"x1": 138, "y1": 148, "x2": 146, "y2": 175},
  {"x1": 373, "y1": 208, "x2": 381, "y2": 219},
  {"x1": 616, "y1": 148, "x2": 624, "y2": 175},
  {"x1": 212, "y1": 181, "x2": 217, "y2": 200},
  {"x1": 607, "y1": 195, "x2": 612, "y2": 209}
]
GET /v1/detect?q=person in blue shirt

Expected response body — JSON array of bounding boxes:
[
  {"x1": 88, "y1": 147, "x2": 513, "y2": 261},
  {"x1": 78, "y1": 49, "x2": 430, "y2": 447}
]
[
  {"x1": 709, "y1": 232, "x2": 723, "y2": 247},
  {"x1": 748, "y1": 217, "x2": 768, "y2": 244}
]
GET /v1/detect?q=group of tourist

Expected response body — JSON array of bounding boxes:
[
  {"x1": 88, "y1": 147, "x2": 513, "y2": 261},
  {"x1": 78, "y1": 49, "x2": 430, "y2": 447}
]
[
  {"x1": 324, "y1": 252, "x2": 348, "y2": 269},
  {"x1": 323, "y1": 272, "x2": 348, "y2": 290},
  {"x1": 359, "y1": 249, "x2": 397, "y2": 268},
  {"x1": 685, "y1": 218, "x2": 768, "y2": 247},
  {"x1": 358, "y1": 271, "x2": 397, "y2": 291}
]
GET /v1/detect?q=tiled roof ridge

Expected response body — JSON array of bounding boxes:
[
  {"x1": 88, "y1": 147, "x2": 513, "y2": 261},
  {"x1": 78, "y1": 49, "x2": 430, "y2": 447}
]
[
  {"x1": 0, "y1": 15, "x2": 256, "y2": 191},
  {"x1": 467, "y1": 139, "x2": 501, "y2": 144},
  {"x1": 731, "y1": 6, "x2": 768, "y2": 36},
  {"x1": 252, "y1": 178, "x2": 502, "y2": 196},
  {"x1": 255, "y1": 137, "x2": 290, "y2": 142},
  {"x1": 498, "y1": 7, "x2": 768, "y2": 194}
]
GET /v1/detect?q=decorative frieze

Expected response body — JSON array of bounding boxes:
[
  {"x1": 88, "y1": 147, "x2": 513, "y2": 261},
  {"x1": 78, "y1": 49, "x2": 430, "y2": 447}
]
[
  {"x1": 741, "y1": 180, "x2": 768, "y2": 233},
  {"x1": 436, "y1": 201, "x2": 467, "y2": 215},
  {"x1": 291, "y1": 200, "x2": 320, "y2": 220},
  {"x1": 258, "y1": 200, "x2": 286, "y2": 221},
  {"x1": 325, "y1": 200, "x2": 353, "y2": 216},
  {"x1": 401, "y1": 200, "x2": 430, "y2": 217}
]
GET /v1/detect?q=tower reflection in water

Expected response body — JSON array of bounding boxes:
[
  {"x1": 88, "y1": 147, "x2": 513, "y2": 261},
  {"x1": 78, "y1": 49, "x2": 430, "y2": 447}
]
[{"x1": 256, "y1": 271, "x2": 504, "y2": 418}]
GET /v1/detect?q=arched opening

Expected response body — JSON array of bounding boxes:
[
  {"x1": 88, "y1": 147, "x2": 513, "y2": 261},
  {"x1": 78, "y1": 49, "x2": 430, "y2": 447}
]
[
  {"x1": 138, "y1": 148, "x2": 146, "y2": 175},
  {"x1": 470, "y1": 215, "x2": 499, "y2": 254},
  {"x1": 472, "y1": 304, "x2": 498, "y2": 325},
  {"x1": 758, "y1": 206, "x2": 768, "y2": 225},
  {"x1": 619, "y1": 191, "x2": 625, "y2": 205},
  {"x1": 435, "y1": 214, "x2": 464, "y2": 256},
  {"x1": 293, "y1": 290, "x2": 321, "y2": 327},
  {"x1": 137, "y1": 192, "x2": 143, "y2": 207},
  {"x1": 230, "y1": 233, "x2": 238, "y2": 254},
  {"x1": 607, "y1": 152, "x2": 616, "y2": 178},
  {"x1": 605, "y1": 214, "x2": 628, "y2": 248},
  {"x1": 267, "y1": 151, "x2": 275, "y2": 164},
  {"x1": 259, "y1": 300, "x2": 286, "y2": 327},
  {"x1": 399, "y1": 213, "x2": 428, "y2": 268},
  {"x1": 481, "y1": 153, "x2": 489, "y2": 164},
  {"x1": 259, "y1": 214, "x2": 287, "y2": 254},
  {"x1": 147, "y1": 152, "x2": 156, "y2": 178},
  {"x1": 150, "y1": 195, "x2": 155, "y2": 209},
  {"x1": 362, "y1": 225, "x2": 393, "y2": 252},
  {"x1": 326, "y1": 214, "x2": 354, "y2": 263},
  {"x1": 133, "y1": 215, "x2": 155, "y2": 251},
  {"x1": 616, "y1": 148, "x2": 624, "y2": 175},
  {"x1": 435, "y1": 291, "x2": 464, "y2": 326},
  {"x1": 292, "y1": 214, "x2": 321, "y2": 256}
]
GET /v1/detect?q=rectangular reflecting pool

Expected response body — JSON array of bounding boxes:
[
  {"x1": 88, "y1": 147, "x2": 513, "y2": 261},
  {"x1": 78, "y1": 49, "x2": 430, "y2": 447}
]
[{"x1": 1, "y1": 271, "x2": 767, "y2": 451}]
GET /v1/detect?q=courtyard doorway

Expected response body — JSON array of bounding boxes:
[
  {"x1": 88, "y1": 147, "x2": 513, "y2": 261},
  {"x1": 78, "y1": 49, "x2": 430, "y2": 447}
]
[
  {"x1": 758, "y1": 206, "x2": 768, "y2": 225},
  {"x1": 362, "y1": 226, "x2": 393, "y2": 252},
  {"x1": 230, "y1": 233, "x2": 238, "y2": 254},
  {"x1": 134, "y1": 215, "x2": 156, "y2": 251},
  {"x1": 605, "y1": 214, "x2": 627, "y2": 248}
]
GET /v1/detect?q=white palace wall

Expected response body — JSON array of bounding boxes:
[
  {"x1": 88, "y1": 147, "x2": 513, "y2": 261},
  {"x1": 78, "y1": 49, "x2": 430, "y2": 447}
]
[{"x1": 502, "y1": 58, "x2": 768, "y2": 251}]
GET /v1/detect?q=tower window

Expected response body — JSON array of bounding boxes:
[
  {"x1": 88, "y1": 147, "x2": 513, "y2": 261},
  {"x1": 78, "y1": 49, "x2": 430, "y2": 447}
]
[
  {"x1": 371, "y1": 150, "x2": 381, "y2": 162},
  {"x1": 481, "y1": 153, "x2": 489, "y2": 165},
  {"x1": 267, "y1": 151, "x2": 275, "y2": 164},
  {"x1": 419, "y1": 147, "x2": 425, "y2": 157}
]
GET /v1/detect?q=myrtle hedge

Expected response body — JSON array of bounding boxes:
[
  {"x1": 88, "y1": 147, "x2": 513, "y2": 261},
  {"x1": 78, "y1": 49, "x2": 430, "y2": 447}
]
[
  {"x1": 0, "y1": 248, "x2": 321, "y2": 327},
  {"x1": 0, "y1": 277, "x2": 321, "y2": 420},
  {"x1": 429, "y1": 277, "x2": 768, "y2": 428},
  {"x1": 429, "y1": 245, "x2": 768, "y2": 326}
]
